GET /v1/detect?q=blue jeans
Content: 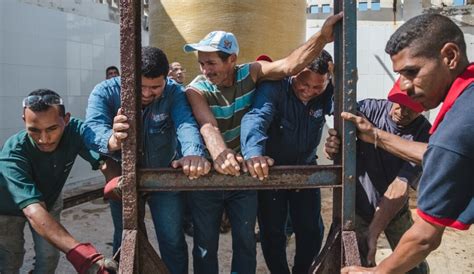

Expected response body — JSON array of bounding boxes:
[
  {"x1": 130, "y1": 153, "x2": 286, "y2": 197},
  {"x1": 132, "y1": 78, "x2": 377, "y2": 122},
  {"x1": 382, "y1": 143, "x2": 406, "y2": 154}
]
[
  {"x1": 109, "y1": 191, "x2": 188, "y2": 274},
  {"x1": 189, "y1": 190, "x2": 257, "y2": 274},
  {"x1": 258, "y1": 189, "x2": 324, "y2": 274},
  {"x1": 0, "y1": 198, "x2": 62, "y2": 274}
]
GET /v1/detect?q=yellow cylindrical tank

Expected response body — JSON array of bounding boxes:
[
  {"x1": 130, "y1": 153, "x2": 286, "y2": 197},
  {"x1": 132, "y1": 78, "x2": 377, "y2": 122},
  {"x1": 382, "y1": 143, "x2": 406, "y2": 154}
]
[{"x1": 149, "y1": 0, "x2": 307, "y2": 83}]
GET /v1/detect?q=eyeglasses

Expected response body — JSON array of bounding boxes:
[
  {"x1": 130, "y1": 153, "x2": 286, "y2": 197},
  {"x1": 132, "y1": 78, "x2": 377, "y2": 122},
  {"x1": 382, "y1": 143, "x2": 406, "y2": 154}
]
[{"x1": 22, "y1": 95, "x2": 64, "y2": 108}]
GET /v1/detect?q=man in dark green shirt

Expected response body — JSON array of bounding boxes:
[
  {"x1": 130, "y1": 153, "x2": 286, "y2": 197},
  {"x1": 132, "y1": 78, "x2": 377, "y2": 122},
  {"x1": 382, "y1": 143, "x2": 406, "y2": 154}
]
[{"x1": 0, "y1": 89, "x2": 116, "y2": 274}]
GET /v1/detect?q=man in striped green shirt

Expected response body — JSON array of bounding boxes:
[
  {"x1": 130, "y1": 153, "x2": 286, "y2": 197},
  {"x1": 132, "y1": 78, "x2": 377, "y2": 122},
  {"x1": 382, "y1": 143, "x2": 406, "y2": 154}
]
[{"x1": 183, "y1": 13, "x2": 342, "y2": 274}]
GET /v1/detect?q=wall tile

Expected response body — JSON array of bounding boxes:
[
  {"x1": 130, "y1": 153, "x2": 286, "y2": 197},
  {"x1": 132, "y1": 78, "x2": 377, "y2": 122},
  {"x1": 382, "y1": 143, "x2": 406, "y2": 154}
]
[
  {"x1": 66, "y1": 41, "x2": 81, "y2": 69},
  {"x1": 0, "y1": 96, "x2": 24, "y2": 129},
  {"x1": 0, "y1": 64, "x2": 21, "y2": 96},
  {"x1": 67, "y1": 68, "x2": 82, "y2": 96}
]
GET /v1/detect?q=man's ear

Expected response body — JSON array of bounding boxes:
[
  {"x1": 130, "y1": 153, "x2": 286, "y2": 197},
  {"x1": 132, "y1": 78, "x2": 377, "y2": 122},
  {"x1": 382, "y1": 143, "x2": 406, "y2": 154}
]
[
  {"x1": 64, "y1": 112, "x2": 71, "y2": 125},
  {"x1": 229, "y1": 54, "x2": 237, "y2": 64},
  {"x1": 440, "y1": 42, "x2": 461, "y2": 70}
]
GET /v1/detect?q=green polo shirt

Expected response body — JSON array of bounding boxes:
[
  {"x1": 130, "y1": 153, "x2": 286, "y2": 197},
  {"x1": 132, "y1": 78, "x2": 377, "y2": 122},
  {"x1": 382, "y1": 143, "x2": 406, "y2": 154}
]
[{"x1": 0, "y1": 118, "x2": 101, "y2": 216}]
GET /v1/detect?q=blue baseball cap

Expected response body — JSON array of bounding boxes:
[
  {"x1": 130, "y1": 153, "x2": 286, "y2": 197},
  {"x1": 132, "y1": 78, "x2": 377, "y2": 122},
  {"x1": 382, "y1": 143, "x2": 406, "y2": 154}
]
[{"x1": 183, "y1": 31, "x2": 239, "y2": 55}]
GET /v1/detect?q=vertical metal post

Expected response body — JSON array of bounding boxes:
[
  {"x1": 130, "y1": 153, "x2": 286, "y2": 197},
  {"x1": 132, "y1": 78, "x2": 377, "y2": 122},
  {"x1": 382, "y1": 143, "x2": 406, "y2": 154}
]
[
  {"x1": 119, "y1": 0, "x2": 142, "y2": 272},
  {"x1": 334, "y1": 0, "x2": 359, "y2": 268},
  {"x1": 339, "y1": 0, "x2": 357, "y2": 232}
]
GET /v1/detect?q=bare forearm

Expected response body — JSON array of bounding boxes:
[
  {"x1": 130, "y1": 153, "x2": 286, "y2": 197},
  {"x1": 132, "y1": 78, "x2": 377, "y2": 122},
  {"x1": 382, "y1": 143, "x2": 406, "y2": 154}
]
[
  {"x1": 200, "y1": 123, "x2": 228, "y2": 160},
  {"x1": 377, "y1": 218, "x2": 444, "y2": 274},
  {"x1": 283, "y1": 32, "x2": 327, "y2": 75},
  {"x1": 369, "y1": 179, "x2": 408, "y2": 238},
  {"x1": 377, "y1": 129, "x2": 427, "y2": 165},
  {"x1": 100, "y1": 157, "x2": 122, "y2": 182},
  {"x1": 24, "y1": 204, "x2": 78, "y2": 253}
]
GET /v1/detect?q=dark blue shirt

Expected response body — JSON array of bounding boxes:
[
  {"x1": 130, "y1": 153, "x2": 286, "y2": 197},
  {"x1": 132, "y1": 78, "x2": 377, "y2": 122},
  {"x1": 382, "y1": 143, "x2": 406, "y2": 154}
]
[
  {"x1": 356, "y1": 99, "x2": 431, "y2": 221},
  {"x1": 241, "y1": 77, "x2": 333, "y2": 165},
  {"x1": 417, "y1": 84, "x2": 474, "y2": 230}
]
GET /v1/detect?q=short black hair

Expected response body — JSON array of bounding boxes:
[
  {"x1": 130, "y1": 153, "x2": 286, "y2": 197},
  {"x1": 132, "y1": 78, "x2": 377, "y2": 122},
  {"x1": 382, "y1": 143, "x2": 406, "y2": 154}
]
[
  {"x1": 385, "y1": 13, "x2": 466, "y2": 59},
  {"x1": 26, "y1": 89, "x2": 66, "y2": 117},
  {"x1": 307, "y1": 49, "x2": 333, "y2": 74},
  {"x1": 142, "y1": 46, "x2": 169, "y2": 78},
  {"x1": 217, "y1": 51, "x2": 232, "y2": 62},
  {"x1": 106, "y1": 66, "x2": 119, "y2": 73}
]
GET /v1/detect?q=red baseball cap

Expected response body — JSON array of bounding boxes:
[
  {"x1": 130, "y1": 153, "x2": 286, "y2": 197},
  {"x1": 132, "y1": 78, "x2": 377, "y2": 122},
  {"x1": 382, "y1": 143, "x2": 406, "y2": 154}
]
[
  {"x1": 256, "y1": 54, "x2": 273, "y2": 62},
  {"x1": 388, "y1": 79, "x2": 424, "y2": 113}
]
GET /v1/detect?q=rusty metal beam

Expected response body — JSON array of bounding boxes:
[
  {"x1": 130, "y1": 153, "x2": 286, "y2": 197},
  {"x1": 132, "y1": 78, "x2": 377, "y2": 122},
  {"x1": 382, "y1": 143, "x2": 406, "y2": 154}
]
[
  {"x1": 139, "y1": 165, "x2": 342, "y2": 191},
  {"x1": 342, "y1": 231, "x2": 361, "y2": 267},
  {"x1": 333, "y1": 0, "x2": 357, "y2": 230},
  {"x1": 137, "y1": 229, "x2": 170, "y2": 274},
  {"x1": 63, "y1": 187, "x2": 103, "y2": 209},
  {"x1": 119, "y1": 0, "x2": 146, "y2": 272},
  {"x1": 119, "y1": 0, "x2": 142, "y2": 233},
  {"x1": 119, "y1": 230, "x2": 139, "y2": 274},
  {"x1": 339, "y1": 0, "x2": 358, "y2": 233},
  {"x1": 310, "y1": 223, "x2": 342, "y2": 274}
]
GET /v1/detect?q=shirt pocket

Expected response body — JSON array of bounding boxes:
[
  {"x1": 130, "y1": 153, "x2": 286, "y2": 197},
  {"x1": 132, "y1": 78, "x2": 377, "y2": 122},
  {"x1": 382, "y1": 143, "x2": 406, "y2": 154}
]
[
  {"x1": 146, "y1": 118, "x2": 177, "y2": 167},
  {"x1": 277, "y1": 118, "x2": 297, "y2": 145},
  {"x1": 307, "y1": 114, "x2": 325, "y2": 148},
  {"x1": 279, "y1": 118, "x2": 295, "y2": 132},
  {"x1": 148, "y1": 118, "x2": 173, "y2": 135}
]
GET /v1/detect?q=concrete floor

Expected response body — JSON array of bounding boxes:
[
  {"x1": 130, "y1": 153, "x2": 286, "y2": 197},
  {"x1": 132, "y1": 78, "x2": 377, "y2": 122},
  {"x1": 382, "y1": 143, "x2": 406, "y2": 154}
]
[{"x1": 20, "y1": 188, "x2": 474, "y2": 273}]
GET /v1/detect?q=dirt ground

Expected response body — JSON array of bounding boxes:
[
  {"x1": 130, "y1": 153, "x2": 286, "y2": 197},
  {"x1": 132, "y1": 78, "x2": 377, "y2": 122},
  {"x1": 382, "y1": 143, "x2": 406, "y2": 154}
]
[{"x1": 21, "y1": 188, "x2": 473, "y2": 274}]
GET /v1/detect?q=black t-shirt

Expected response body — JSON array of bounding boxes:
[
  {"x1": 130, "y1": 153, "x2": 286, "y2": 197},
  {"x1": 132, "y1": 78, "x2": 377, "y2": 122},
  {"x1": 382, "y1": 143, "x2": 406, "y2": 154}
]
[{"x1": 356, "y1": 99, "x2": 431, "y2": 221}]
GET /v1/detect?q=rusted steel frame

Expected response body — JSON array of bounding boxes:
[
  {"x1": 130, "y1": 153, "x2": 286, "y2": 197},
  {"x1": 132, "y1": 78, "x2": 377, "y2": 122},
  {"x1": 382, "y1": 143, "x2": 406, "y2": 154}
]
[
  {"x1": 139, "y1": 165, "x2": 342, "y2": 191},
  {"x1": 331, "y1": 0, "x2": 360, "y2": 270},
  {"x1": 63, "y1": 187, "x2": 103, "y2": 209},
  {"x1": 342, "y1": 231, "x2": 361, "y2": 266},
  {"x1": 119, "y1": 0, "x2": 142, "y2": 231},
  {"x1": 310, "y1": 223, "x2": 342, "y2": 274},
  {"x1": 338, "y1": 0, "x2": 358, "y2": 234},
  {"x1": 119, "y1": 230, "x2": 138, "y2": 274},
  {"x1": 137, "y1": 229, "x2": 170, "y2": 274},
  {"x1": 119, "y1": 0, "x2": 143, "y2": 272}
]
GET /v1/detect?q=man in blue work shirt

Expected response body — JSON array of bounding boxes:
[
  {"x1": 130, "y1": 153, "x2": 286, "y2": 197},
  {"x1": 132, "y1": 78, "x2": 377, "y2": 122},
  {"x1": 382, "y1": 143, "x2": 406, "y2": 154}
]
[
  {"x1": 0, "y1": 89, "x2": 116, "y2": 274},
  {"x1": 325, "y1": 82, "x2": 431, "y2": 273},
  {"x1": 85, "y1": 46, "x2": 210, "y2": 274},
  {"x1": 240, "y1": 50, "x2": 333, "y2": 274},
  {"x1": 341, "y1": 14, "x2": 473, "y2": 274}
]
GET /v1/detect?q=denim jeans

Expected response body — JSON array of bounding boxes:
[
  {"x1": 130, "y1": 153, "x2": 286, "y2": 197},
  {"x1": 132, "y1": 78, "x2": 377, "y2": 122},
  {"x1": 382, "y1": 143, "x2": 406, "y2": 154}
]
[
  {"x1": 109, "y1": 191, "x2": 188, "y2": 274},
  {"x1": 355, "y1": 208, "x2": 429, "y2": 274},
  {"x1": 258, "y1": 189, "x2": 324, "y2": 274},
  {"x1": 189, "y1": 190, "x2": 257, "y2": 274},
  {"x1": 0, "y1": 198, "x2": 62, "y2": 274}
]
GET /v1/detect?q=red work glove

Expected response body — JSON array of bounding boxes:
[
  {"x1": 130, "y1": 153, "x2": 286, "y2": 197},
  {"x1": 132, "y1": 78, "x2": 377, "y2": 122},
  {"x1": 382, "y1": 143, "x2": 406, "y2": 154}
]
[
  {"x1": 67, "y1": 243, "x2": 118, "y2": 274},
  {"x1": 104, "y1": 176, "x2": 123, "y2": 201}
]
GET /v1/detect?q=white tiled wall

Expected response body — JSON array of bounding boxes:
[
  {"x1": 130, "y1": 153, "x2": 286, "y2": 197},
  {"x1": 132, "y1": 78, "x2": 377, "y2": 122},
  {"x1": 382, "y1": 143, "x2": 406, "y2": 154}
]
[
  {"x1": 308, "y1": 15, "x2": 474, "y2": 124},
  {"x1": 0, "y1": 0, "x2": 127, "y2": 184}
]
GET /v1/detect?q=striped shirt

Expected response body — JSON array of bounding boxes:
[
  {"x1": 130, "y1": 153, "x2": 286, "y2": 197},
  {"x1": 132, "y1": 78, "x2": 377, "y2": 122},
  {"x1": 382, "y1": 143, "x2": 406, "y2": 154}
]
[{"x1": 189, "y1": 64, "x2": 256, "y2": 152}]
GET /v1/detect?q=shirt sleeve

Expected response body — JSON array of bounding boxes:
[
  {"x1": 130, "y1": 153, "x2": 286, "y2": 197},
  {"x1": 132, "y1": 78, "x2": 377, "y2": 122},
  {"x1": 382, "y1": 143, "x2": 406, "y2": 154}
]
[
  {"x1": 170, "y1": 84, "x2": 206, "y2": 157},
  {"x1": 417, "y1": 145, "x2": 473, "y2": 230},
  {"x1": 69, "y1": 118, "x2": 103, "y2": 170},
  {"x1": 241, "y1": 81, "x2": 281, "y2": 160},
  {"x1": 396, "y1": 161, "x2": 422, "y2": 189},
  {"x1": 84, "y1": 79, "x2": 121, "y2": 159},
  {"x1": 1, "y1": 149, "x2": 43, "y2": 210},
  {"x1": 356, "y1": 99, "x2": 388, "y2": 123},
  {"x1": 322, "y1": 82, "x2": 334, "y2": 115}
]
